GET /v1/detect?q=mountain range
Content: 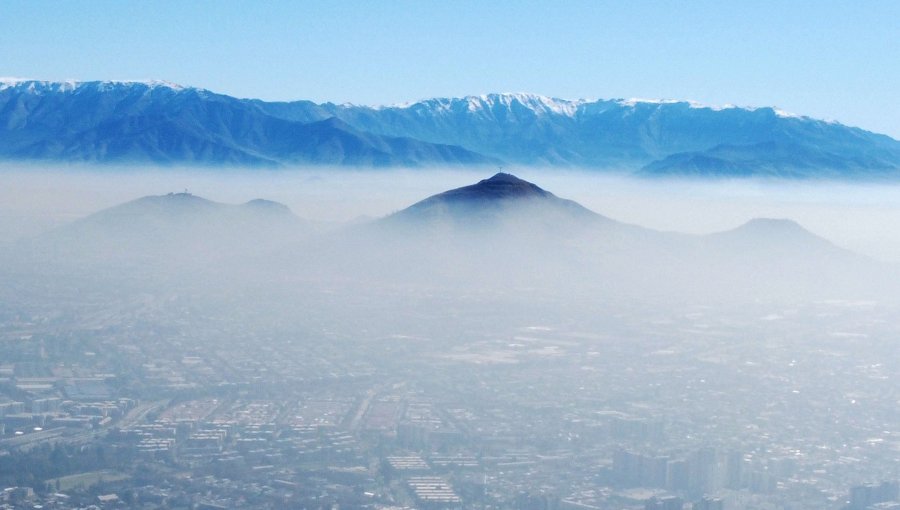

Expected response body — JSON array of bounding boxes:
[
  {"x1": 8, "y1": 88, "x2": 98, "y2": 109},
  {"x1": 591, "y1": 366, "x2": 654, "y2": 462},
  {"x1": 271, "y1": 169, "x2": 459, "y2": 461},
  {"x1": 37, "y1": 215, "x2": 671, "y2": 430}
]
[{"x1": 2, "y1": 79, "x2": 900, "y2": 177}]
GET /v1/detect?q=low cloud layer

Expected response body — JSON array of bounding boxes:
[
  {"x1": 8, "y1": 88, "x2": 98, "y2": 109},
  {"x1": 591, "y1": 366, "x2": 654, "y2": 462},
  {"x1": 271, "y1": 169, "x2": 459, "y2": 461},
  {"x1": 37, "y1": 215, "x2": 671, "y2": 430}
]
[{"x1": 3, "y1": 165, "x2": 900, "y2": 262}]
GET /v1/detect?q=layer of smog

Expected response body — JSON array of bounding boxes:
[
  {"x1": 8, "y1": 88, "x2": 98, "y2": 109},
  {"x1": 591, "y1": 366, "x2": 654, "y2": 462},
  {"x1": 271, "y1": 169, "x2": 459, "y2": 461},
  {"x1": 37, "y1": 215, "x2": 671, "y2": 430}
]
[{"x1": 0, "y1": 166, "x2": 897, "y2": 509}]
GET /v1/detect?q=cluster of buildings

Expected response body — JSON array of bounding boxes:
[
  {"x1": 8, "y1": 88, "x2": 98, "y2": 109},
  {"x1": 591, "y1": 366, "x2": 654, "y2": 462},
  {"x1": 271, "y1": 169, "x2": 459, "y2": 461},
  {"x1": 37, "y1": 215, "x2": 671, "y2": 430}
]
[{"x1": 1, "y1": 293, "x2": 898, "y2": 509}]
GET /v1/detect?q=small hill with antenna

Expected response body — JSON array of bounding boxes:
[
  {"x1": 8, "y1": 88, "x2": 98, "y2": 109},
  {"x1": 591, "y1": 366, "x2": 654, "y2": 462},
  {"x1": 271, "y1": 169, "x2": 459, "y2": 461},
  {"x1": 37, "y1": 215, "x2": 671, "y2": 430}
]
[{"x1": 33, "y1": 192, "x2": 307, "y2": 265}]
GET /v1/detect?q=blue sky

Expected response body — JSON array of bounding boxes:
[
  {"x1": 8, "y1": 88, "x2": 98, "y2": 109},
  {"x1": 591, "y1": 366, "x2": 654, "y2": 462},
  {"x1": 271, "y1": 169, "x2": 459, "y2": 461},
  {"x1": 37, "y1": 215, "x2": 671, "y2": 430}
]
[{"x1": 2, "y1": 0, "x2": 898, "y2": 137}]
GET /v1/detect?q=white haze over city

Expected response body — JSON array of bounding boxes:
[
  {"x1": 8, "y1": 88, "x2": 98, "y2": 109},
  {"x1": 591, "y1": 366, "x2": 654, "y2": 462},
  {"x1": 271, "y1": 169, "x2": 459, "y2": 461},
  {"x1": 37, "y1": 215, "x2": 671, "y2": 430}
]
[{"x1": 3, "y1": 165, "x2": 900, "y2": 263}]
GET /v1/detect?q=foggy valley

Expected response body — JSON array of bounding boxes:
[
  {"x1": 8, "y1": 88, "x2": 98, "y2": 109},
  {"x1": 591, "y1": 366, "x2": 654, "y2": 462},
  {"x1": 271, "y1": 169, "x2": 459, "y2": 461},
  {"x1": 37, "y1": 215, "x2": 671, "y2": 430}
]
[
  {"x1": 3, "y1": 1, "x2": 899, "y2": 507},
  {"x1": 0, "y1": 167, "x2": 897, "y2": 509}
]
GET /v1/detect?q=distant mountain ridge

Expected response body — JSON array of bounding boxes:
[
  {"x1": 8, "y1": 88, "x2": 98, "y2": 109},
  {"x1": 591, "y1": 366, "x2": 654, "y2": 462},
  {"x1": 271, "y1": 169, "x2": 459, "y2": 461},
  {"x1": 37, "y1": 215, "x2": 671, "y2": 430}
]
[
  {"x1": 2, "y1": 79, "x2": 900, "y2": 177},
  {"x1": 0, "y1": 80, "x2": 492, "y2": 167}
]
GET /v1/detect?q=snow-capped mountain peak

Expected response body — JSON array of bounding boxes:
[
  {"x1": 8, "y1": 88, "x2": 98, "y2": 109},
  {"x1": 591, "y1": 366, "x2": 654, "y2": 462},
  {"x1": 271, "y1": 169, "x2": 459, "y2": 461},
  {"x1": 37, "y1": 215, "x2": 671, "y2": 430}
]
[
  {"x1": 468, "y1": 92, "x2": 584, "y2": 116},
  {"x1": 384, "y1": 92, "x2": 583, "y2": 117}
]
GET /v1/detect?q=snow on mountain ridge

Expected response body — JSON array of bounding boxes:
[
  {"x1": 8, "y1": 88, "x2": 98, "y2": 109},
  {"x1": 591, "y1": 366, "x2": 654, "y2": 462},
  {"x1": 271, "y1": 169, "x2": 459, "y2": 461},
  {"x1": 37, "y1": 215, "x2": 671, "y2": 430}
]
[
  {"x1": 614, "y1": 97, "x2": 806, "y2": 119},
  {"x1": 0, "y1": 80, "x2": 815, "y2": 122},
  {"x1": 378, "y1": 92, "x2": 809, "y2": 121},
  {"x1": 381, "y1": 93, "x2": 584, "y2": 117},
  {"x1": 616, "y1": 97, "x2": 727, "y2": 109},
  {"x1": 0, "y1": 78, "x2": 191, "y2": 94}
]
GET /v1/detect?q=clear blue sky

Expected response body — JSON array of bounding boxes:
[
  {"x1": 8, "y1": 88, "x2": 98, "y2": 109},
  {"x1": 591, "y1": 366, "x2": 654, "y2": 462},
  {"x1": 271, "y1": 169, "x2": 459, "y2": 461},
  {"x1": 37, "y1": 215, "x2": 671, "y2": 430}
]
[{"x1": 2, "y1": 0, "x2": 898, "y2": 137}]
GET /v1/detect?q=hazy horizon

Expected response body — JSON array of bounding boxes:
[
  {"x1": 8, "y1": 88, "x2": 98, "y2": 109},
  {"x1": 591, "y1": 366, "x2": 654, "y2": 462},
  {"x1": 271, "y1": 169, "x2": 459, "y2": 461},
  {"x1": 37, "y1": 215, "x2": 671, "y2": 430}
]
[{"x1": 5, "y1": 165, "x2": 900, "y2": 263}]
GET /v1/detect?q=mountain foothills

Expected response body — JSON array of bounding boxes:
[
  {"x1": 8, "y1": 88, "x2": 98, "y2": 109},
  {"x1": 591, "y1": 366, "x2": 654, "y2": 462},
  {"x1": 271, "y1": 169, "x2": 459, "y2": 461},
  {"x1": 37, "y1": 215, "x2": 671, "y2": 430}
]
[{"x1": 2, "y1": 80, "x2": 900, "y2": 177}]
